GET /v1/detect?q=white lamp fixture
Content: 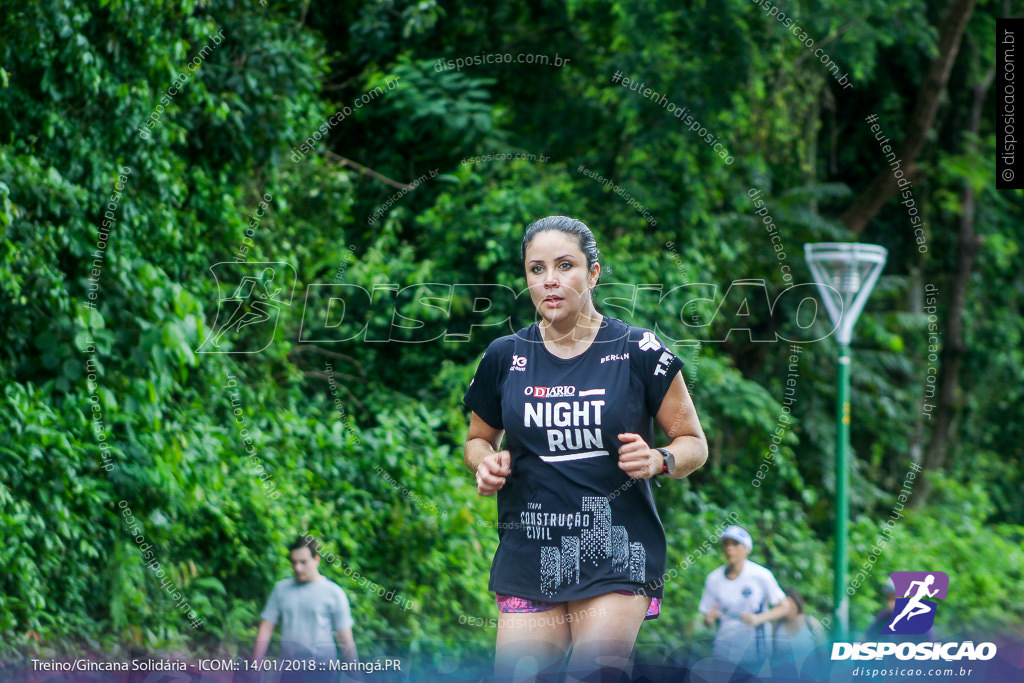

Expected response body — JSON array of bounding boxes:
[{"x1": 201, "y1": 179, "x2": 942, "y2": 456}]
[{"x1": 804, "y1": 243, "x2": 888, "y2": 345}]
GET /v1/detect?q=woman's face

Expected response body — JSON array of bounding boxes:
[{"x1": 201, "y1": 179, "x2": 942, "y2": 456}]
[{"x1": 524, "y1": 230, "x2": 599, "y2": 326}]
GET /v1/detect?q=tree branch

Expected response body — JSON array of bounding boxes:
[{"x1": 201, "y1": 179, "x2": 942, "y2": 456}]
[
  {"x1": 841, "y1": 0, "x2": 977, "y2": 234},
  {"x1": 915, "y1": 40, "x2": 993, "y2": 505},
  {"x1": 324, "y1": 151, "x2": 419, "y2": 190}
]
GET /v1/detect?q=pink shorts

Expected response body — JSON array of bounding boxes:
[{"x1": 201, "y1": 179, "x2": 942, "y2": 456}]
[{"x1": 495, "y1": 591, "x2": 661, "y2": 620}]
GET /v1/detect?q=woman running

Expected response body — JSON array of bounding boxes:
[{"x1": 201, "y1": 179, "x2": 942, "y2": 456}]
[{"x1": 463, "y1": 215, "x2": 708, "y2": 681}]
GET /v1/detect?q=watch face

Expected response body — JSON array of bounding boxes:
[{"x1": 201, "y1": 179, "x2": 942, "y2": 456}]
[{"x1": 659, "y1": 448, "x2": 675, "y2": 474}]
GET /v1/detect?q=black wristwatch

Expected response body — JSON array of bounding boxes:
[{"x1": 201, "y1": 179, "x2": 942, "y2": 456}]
[{"x1": 656, "y1": 447, "x2": 675, "y2": 476}]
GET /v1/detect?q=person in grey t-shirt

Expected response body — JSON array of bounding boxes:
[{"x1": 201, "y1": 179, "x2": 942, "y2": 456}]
[{"x1": 253, "y1": 535, "x2": 358, "y2": 679}]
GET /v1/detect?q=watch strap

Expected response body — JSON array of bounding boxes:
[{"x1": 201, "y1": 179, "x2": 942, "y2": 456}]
[{"x1": 655, "y1": 447, "x2": 674, "y2": 475}]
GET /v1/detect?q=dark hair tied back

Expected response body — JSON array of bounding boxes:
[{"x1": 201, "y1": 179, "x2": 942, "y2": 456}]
[{"x1": 521, "y1": 216, "x2": 600, "y2": 278}]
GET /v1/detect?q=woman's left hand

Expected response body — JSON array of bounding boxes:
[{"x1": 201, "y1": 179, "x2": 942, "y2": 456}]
[{"x1": 617, "y1": 433, "x2": 661, "y2": 479}]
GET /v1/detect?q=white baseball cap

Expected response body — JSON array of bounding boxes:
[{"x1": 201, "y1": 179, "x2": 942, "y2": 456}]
[{"x1": 721, "y1": 525, "x2": 753, "y2": 551}]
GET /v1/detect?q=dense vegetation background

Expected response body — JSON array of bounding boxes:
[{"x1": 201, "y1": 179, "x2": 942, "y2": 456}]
[{"x1": 1, "y1": 0, "x2": 1022, "y2": 673}]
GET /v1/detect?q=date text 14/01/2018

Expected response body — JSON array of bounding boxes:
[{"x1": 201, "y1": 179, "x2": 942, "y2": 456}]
[{"x1": 199, "y1": 659, "x2": 403, "y2": 672}]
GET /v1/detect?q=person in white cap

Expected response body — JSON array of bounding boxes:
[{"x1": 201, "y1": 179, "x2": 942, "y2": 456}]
[{"x1": 697, "y1": 525, "x2": 791, "y2": 669}]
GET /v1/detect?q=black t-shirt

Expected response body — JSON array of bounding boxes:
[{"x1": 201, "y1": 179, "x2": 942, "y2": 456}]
[{"x1": 464, "y1": 316, "x2": 684, "y2": 601}]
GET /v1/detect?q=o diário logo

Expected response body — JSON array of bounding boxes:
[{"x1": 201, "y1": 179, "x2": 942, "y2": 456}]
[{"x1": 524, "y1": 386, "x2": 576, "y2": 397}]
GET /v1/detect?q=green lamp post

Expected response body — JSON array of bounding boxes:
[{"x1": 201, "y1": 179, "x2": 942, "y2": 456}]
[{"x1": 804, "y1": 242, "x2": 888, "y2": 641}]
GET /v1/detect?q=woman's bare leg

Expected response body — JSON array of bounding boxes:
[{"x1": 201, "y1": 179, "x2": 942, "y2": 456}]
[
  {"x1": 495, "y1": 606, "x2": 572, "y2": 683},
  {"x1": 565, "y1": 593, "x2": 650, "y2": 682}
]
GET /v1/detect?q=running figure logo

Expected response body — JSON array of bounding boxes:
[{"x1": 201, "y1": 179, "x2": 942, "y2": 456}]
[
  {"x1": 197, "y1": 262, "x2": 296, "y2": 354},
  {"x1": 884, "y1": 571, "x2": 949, "y2": 635}
]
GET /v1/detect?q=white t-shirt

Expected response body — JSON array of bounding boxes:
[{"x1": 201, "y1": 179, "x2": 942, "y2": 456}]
[
  {"x1": 260, "y1": 576, "x2": 353, "y2": 660},
  {"x1": 698, "y1": 560, "x2": 786, "y2": 664}
]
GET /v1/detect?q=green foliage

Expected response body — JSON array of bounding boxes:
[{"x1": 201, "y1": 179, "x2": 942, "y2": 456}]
[
  {"x1": 0, "y1": 0, "x2": 1020, "y2": 666},
  {"x1": 848, "y1": 473, "x2": 1024, "y2": 636}
]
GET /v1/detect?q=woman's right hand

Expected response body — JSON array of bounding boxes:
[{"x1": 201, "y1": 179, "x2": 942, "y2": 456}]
[{"x1": 476, "y1": 450, "x2": 511, "y2": 496}]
